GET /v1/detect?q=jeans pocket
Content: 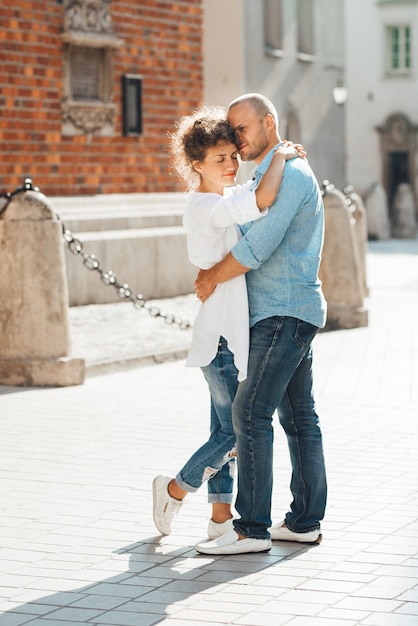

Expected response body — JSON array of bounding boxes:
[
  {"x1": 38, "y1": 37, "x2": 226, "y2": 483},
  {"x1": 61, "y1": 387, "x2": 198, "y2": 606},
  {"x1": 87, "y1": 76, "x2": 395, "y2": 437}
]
[{"x1": 294, "y1": 319, "x2": 319, "y2": 348}]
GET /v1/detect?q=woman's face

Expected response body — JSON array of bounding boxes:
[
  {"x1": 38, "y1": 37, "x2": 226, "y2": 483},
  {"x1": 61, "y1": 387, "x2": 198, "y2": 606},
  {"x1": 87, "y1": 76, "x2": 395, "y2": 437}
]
[{"x1": 193, "y1": 140, "x2": 239, "y2": 194}]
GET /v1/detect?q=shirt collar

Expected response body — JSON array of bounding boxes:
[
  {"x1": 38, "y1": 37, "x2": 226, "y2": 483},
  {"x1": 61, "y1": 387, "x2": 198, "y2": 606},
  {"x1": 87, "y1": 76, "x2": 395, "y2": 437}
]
[{"x1": 252, "y1": 142, "x2": 284, "y2": 179}]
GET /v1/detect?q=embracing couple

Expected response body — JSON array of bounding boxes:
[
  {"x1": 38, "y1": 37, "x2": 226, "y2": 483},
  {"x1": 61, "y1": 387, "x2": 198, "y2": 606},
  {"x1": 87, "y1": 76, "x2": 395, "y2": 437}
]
[{"x1": 152, "y1": 93, "x2": 327, "y2": 555}]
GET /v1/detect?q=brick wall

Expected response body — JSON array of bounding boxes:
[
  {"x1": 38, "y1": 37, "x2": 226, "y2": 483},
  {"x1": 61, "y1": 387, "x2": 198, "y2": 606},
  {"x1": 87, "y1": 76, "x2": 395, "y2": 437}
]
[{"x1": 0, "y1": 0, "x2": 203, "y2": 196}]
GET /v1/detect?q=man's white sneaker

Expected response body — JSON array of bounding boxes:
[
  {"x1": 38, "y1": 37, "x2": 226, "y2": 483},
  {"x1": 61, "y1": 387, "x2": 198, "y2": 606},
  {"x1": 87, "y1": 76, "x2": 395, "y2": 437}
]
[
  {"x1": 270, "y1": 521, "x2": 322, "y2": 544},
  {"x1": 152, "y1": 475, "x2": 183, "y2": 535},
  {"x1": 195, "y1": 529, "x2": 271, "y2": 555},
  {"x1": 207, "y1": 518, "x2": 234, "y2": 540}
]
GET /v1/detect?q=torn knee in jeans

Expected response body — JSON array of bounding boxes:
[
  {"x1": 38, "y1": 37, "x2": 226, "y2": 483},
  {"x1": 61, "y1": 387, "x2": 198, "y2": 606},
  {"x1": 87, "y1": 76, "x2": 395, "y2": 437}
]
[
  {"x1": 202, "y1": 466, "x2": 219, "y2": 482},
  {"x1": 202, "y1": 448, "x2": 237, "y2": 483}
]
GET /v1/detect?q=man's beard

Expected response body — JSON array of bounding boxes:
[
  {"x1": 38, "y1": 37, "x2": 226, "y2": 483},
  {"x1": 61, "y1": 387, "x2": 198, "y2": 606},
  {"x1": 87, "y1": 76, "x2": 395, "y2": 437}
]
[{"x1": 239, "y1": 130, "x2": 269, "y2": 162}]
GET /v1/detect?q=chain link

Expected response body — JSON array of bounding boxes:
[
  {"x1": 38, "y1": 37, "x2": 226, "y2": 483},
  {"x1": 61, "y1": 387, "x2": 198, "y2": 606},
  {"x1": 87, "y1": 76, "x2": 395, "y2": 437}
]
[
  {"x1": 0, "y1": 178, "x2": 40, "y2": 216},
  {"x1": 1, "y1": 180, "x2": 193, "y2": 330},
  {"x1": 320, "y1": 179, "x2": 335, "y2": 196}
]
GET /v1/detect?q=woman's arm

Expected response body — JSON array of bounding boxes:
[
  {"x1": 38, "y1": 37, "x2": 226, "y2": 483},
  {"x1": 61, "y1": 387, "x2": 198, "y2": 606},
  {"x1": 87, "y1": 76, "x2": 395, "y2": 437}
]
[{"x1": 255, "y1": 142, "x2": 305, "y2": 210}]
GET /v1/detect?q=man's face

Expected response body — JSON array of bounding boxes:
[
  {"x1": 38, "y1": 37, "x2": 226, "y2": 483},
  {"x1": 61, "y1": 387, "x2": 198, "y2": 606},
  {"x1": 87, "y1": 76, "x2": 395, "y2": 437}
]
[{"x1": 227, "y1": 102, "x2": 270, "y2": 163}]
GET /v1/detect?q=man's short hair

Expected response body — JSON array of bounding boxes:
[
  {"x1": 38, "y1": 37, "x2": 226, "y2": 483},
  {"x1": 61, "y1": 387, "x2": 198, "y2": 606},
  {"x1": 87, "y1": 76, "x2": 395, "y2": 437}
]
[{"x1": 228, "y1": 93, "x2": 279, "y2": 128}]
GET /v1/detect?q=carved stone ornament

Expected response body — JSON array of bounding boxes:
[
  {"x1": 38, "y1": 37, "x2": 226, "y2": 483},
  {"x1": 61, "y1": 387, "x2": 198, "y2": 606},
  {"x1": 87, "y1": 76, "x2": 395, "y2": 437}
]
[
  {"x1": 63, "y1": 0, "x2": 114, "y2": 35},
  {"x1": 377, "y1": 113, "x2": 417, "y2": 151},
  {"x1": 61, "y1": 0, "x2": 122, "y2": 48},
  {"x1": 62, "y1": 101, "x2": 115, "y2": 134},
  {"x1": 389, "y1": 116, "x2": 408, "y2": 147}
]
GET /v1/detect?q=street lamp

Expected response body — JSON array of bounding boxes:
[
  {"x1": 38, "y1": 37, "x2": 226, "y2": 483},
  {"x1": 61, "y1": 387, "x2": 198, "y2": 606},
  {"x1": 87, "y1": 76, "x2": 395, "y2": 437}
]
[{"x1": 333, "y1": 79, "x2": 348, "y2": 105}]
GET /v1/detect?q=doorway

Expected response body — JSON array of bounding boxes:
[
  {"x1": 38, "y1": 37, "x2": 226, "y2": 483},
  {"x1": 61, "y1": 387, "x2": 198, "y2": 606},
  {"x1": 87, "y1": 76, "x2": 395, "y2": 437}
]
[
  {"x1": 388, "y1": 151, "x2": 409, "y2": 217},
  {"x1": 378, "y1": 113, "x2": 417, "y2": 225}
]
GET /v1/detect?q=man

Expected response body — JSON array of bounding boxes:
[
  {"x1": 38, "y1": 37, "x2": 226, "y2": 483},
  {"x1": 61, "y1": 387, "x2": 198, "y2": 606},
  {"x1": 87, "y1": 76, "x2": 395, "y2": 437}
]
[{"x1": 194, "y1": 93, "x2": 327, "y2": 555}]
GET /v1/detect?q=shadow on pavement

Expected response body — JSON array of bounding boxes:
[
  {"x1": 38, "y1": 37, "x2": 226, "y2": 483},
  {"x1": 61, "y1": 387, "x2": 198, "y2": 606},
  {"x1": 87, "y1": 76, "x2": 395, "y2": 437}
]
[{"x1": 2, "y1": 536, "x2": 318, "y2": 625}]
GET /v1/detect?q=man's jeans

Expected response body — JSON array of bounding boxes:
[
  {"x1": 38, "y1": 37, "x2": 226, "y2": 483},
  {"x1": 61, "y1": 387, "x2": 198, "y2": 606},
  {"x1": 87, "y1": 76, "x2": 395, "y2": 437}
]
[
  {"x1": 176, "y1": 337, "x2": 238, "y2": 503},
  {"x1": 232, "y1": 316, "x2": 327, "y2": 539}
]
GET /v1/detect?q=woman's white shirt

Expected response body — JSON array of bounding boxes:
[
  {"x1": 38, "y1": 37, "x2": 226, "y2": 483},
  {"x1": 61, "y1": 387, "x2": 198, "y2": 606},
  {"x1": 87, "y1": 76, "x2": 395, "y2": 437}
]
[{"x1": 183, "y1": 182, "x2": 267, "y2": 381}]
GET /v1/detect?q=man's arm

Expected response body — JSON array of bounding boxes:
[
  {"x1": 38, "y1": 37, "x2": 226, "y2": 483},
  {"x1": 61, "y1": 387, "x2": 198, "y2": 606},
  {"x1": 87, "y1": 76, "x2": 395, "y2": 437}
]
[{"x1": 195, "y1": 252, "x2": 249, "y2": 302}]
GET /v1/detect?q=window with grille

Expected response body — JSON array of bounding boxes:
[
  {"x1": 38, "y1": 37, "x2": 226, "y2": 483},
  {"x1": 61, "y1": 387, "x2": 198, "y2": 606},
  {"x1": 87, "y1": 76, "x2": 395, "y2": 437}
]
[
  {"x1": 70, "y1": 47, "x2": 102, "y2": 101},
  {"x1": 386, "y1": 25, "x2": 412, "y2": 74}
]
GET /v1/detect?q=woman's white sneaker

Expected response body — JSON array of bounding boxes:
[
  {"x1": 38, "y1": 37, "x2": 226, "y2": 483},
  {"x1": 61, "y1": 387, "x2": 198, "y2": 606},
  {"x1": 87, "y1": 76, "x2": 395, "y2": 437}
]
[
  {"x1": 152, "y1": 475, "x2": 183, "y2": 535},
  {"x1": 196, "y1": 529, "x2": 271, "y2": 555},
  {"x1": 207, "y1": 518, "x2": 234, "y2": 540}
]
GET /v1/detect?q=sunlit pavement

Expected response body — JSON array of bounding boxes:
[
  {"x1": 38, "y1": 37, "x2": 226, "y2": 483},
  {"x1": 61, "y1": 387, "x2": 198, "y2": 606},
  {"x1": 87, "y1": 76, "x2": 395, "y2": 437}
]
[{"x1": 0, "y1": 238, "x2": 417, "y2": 626}]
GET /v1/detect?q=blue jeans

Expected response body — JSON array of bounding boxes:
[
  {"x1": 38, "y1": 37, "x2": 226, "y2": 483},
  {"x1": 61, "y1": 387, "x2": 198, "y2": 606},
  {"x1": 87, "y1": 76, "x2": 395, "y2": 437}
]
[
  {"x1": 232, "y1": 316, "x2": 327, "y2": 539},
  {"x1": 176, "y1": 337, "x2": 238, "y2": 503}
]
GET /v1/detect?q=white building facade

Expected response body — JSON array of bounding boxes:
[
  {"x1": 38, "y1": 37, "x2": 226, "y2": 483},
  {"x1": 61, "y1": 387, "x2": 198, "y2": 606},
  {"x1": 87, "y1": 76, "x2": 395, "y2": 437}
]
[
  {"x1": 346, "y1": 0, "x2": 418, "y2": 230},
  {"x1": 203, "y1": 0, "x2": 418, "y2": 234},
  {"x1": 204, "y1": 0, "x2": 347, "y2": 188}
]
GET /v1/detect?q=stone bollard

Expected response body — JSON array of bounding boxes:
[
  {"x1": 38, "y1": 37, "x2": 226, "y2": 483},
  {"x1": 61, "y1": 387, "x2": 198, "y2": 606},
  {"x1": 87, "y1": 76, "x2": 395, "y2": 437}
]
[
  {"x1": 391, "y1": 183, "x2": 417, "y2": 239},
  {"x1": 345, "y1": 189, "x2": 369, "y2": 298},
  {"x1": 319, "y1": 188, "x2": 368, "y2": 330},
  {"x1": 0, "y1": 189, "x2": 85, "y2": 386},
  {"x1": 364, "y1": 182, "x2": 390, "y2": 241}
]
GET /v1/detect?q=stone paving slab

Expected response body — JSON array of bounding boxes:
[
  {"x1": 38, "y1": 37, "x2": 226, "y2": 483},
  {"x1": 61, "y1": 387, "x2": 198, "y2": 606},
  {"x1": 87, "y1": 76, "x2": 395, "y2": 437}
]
[
  {"x1": 0, "y1": 238, "x2": 417, "y2": 625},
  {"x1": 68, "y1": 294, "x2": 196, "y2": 376}
]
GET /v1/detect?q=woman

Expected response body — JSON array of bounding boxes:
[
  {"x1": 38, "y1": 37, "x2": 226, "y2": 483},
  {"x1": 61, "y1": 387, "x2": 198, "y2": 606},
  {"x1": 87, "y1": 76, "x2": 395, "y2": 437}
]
[{"x1": 152, "y1": 104, "x2": 304, "y2": 538}]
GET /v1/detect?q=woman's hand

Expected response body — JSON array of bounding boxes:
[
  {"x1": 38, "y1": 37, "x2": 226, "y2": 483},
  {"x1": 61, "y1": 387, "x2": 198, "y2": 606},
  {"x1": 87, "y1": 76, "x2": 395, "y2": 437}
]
[{"x1": 276, "y1": 140, "x2": 307, "y2": 161}]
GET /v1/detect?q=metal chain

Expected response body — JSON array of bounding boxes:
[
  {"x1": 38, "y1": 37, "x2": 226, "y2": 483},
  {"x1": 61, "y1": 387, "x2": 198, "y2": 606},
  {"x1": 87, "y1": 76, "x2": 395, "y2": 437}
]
[
  {"x1": 321, "y1": 180, "x2": 356, "y2": 215},
  {"x1": 0, "y1": 180, "x2": 192, "y2": 330},
  {"x1": 60, "y1": 223, "x2": 192, "y2": 329},
  {"x1": 320, "y1": 179, "x2": 335, "y2": 196},
  {"x1": 0, "y1": 178, "x2": 40, "y2": 216}
]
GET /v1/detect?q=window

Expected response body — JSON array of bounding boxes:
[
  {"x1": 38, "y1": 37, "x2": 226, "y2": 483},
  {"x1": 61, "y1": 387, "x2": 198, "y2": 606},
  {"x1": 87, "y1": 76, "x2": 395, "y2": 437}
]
[
  {"x1": 386, "y1": 25, "x2": 412, "y2": 73},
  {"x1": 297, "y1": 0, "x2": 314, "y2": 59},
  {"x1": 122, "y1": 75, "x2": 143, "y2": 136},
  {"x1": 70, "y1": 47, "x2": 102, "y2": 101},
  {"x1": 61, "y1": 0, "x2": 122, "y2": 137},
  {"x1": 264, "y1": 0, "x2": 283, "y2": 57}
]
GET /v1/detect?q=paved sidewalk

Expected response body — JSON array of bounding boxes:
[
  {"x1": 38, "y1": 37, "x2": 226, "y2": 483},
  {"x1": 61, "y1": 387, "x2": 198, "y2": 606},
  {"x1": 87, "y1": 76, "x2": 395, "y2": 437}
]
[{"x1": 0, "y1": 239, "x2": 417, "y2": 626}]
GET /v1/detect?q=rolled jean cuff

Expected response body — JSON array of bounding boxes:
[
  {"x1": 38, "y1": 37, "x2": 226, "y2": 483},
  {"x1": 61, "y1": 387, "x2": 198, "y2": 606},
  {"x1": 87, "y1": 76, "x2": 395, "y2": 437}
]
[
  {"x1": 175, "y1": 473, "x2": 199, "y2": 493},
  {"x1": 208, "y1": 493, "x2": 234, "y2": 504},
  {"x1": 175, "y1": 473, "x2": 234, "y2": 504}
]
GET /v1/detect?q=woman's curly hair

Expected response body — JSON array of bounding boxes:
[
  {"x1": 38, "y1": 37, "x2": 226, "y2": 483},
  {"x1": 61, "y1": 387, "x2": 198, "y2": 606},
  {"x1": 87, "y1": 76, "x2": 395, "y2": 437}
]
[{"x1": 169, "y1": 104, "x2": 236, "y2": 191}]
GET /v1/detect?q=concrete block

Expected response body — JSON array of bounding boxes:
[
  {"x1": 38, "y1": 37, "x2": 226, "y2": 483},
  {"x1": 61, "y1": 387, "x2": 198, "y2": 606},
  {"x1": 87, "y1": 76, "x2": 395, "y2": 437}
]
[
  {"x1": 320, "y1": 188, "x2": 368, "y2": 330},
  {"x1": 0, "y1": 190, "x2": 85, "y2": 386},
  {"x1": 392, "y1": 183, "x2": 417, "y2": 239},
  {"x1": 364, "y1": 183, "x2": 390, "y2": 240},
  {"x1": 0, "y1": 357, "x2": 85, "y2": 387},
  {"x1": 347, "y1": 190, "x2": 369, "y2": 297}
]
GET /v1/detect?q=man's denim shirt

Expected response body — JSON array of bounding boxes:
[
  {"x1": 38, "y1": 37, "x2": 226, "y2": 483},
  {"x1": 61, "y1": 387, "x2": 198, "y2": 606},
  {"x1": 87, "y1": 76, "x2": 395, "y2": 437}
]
[{"x1": 231, "y1": 145, "x2": 327, "y2": 329}]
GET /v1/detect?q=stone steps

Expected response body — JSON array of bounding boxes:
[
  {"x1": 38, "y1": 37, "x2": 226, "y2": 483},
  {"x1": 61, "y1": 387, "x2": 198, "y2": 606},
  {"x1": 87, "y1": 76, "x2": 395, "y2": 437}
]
[{"x1": 49, "y1": 193, "x2": 196, "y2": 306}]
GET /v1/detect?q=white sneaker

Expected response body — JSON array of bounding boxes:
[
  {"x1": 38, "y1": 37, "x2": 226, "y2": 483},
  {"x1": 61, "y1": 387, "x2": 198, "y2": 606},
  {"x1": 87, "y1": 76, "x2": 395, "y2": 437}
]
[
  {"x1": 270, "y1": 521, "x2": 322, "y2": 544},
  {"x1": 207, "y1": 518, "x2": 234, "y2": 540},
  {"x1": 152, "y1": 475, "x2": 183, "y2": 535},
  {"x1": 195, "y1": 529, "x2": 271, "y2": 555}
]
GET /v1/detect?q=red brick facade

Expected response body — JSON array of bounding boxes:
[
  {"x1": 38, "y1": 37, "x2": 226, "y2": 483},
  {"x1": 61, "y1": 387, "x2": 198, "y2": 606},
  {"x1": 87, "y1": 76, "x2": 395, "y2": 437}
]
[{"x1": 0, "y1": 0, "x2": 203, "y2": 196}]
